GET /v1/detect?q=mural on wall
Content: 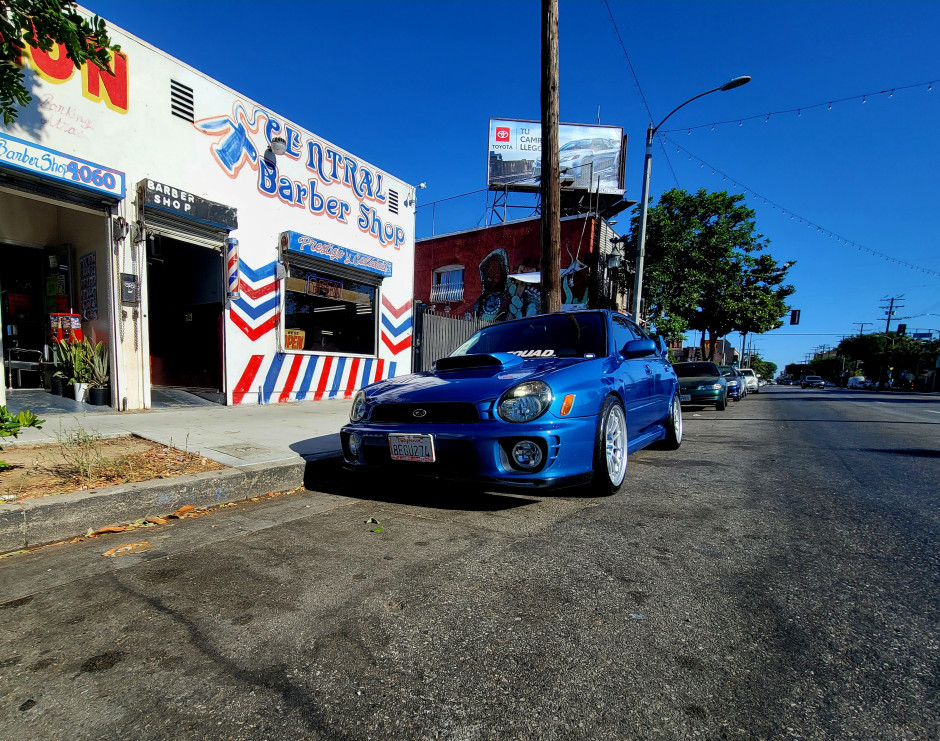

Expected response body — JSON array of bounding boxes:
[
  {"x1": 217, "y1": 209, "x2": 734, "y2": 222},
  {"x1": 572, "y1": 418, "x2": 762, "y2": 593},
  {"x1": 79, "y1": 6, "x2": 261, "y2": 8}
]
[
  {"x1": 473, "y1": 248, "x2": 540, "y2": 321},
  {"x1": 194, "y1": 102, "x2": 407, "y2": 250},
  {"x1": 470, "y1": 243, "x2": 590, "y2": 321}
]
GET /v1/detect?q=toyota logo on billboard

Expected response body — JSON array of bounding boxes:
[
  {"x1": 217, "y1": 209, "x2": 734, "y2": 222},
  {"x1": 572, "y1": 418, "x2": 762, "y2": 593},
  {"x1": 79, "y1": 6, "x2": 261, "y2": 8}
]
[{"x1": 495, "y1": 127, "x2": 510, "y2": 143}]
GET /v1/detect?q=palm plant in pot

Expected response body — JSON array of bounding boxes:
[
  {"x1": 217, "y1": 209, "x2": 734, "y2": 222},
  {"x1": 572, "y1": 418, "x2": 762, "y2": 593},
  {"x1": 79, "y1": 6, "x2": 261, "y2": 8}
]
[
  {"x1": 65, "y1": 339, "x2": 93, "y2": 402},
  {"x1": 50, "y1": 340, "x2": 73, "y2": 396},
  {"x1": 86, "y1": 339, "x2": 110, "y2": 406}
]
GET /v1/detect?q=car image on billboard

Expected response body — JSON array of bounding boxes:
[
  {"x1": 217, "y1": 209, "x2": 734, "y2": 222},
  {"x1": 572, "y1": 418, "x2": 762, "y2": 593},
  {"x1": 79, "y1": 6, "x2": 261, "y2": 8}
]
[{"x1": 487, "y1": 119, "x2": 624, "y2": 194}]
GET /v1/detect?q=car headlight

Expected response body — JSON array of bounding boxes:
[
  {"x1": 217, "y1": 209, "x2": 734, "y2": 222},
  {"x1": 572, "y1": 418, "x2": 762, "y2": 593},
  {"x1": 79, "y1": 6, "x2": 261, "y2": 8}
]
[
  {"x1": 349, "y1": 390, "x2": 367, "y2": 422},
  {"x1": 727, "y1": 380, "x2": 739, "y2": 388},
  {"x1": 497, "y1": 381, "x2": 553, "y2": 423}
]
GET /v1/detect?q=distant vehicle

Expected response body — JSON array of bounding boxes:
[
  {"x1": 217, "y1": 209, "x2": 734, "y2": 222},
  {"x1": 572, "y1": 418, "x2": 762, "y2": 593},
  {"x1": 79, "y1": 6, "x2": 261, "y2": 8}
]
[
  {"x1": 739, "y1": 368, "x2": 760, "y2": 393},
  {"x1": 847, "y1": 376, "x2": 870, "y2": 389},
  {"x1": 674, "y1": 361, "x2": 728, "y2": 410},
  {"x1": 801, "y1": 375, "x2": 825, "y2": 389},
  {"x1": 718, "y1": 365, "x2": 746, "y2": 401}
]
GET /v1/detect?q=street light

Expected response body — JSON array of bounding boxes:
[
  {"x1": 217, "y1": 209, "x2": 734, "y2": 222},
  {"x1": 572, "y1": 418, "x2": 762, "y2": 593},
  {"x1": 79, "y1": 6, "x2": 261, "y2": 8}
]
[{"x1": 632, "y1": 75, "x2": 751, "y2": 322}]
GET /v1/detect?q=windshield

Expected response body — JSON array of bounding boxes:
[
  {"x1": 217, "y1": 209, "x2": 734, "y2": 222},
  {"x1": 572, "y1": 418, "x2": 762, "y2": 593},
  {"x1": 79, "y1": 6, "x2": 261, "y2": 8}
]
[
  {"x1": 452, "y1": 313, "x2": 607, "y2": 359},
  {"x1": 718, "y1": 366, "x2": 737, "y2": 377},
  {"x1": 674, "y1": 362, "x2": 720, "y2": 378}
]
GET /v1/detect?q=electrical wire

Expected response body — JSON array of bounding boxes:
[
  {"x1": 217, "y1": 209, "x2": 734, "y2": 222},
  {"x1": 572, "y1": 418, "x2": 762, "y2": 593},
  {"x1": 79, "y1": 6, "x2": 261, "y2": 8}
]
[
  {"x1": 663, "y1": 135, "x2": 940, "y2": 278},
  {"x1": 661, "y1": 77, "x2": 937, "y2": 133}
]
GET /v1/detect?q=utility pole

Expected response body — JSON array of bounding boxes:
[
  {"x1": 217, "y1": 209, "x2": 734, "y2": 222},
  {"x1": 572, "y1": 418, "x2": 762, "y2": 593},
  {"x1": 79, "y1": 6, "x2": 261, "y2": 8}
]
[
  {"x1": 539, "y1": 0, "x2": 561, "y2": 314},
  {"x1": 853, "y1": 322, "x2": 871, "y2": 335},
  {"x1": 880, "y1": 296, "x2": 904, "y2": 334}
]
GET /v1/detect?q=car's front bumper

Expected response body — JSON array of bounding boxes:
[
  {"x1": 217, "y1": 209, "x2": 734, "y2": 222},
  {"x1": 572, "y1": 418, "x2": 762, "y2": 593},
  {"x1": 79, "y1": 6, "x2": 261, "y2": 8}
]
[
  {"x1": 340, "y1": 416, "x2": 598, "y2": 490},
  {"x1": 679, "y1": 387, "x2": 723, "y2": 404}
]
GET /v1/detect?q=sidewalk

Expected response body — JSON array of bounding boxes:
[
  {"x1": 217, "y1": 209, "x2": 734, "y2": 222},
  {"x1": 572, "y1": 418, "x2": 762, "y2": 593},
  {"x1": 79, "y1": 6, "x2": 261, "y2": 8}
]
[{"x1": 1, "y1": 396, "x2": 351, "y2": 553}]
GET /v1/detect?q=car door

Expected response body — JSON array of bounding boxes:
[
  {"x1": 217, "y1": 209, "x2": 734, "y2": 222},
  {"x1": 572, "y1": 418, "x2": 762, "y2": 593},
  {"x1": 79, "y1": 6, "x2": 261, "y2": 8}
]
[{"x1": 610, "y1": 315, "x2": 657, "y2": 436}]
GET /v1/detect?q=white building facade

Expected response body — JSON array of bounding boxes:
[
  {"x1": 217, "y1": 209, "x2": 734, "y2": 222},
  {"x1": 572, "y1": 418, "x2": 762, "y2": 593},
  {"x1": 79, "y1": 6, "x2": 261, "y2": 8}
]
[{"x1": 0, "y1": 9, "x2": 415, "y2": 410}]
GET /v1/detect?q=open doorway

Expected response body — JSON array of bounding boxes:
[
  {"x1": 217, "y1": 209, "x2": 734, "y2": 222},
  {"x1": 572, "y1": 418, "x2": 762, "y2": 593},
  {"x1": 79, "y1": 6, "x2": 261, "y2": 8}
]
[
  {"x1": 1, "y1": 243, "x2": 73, "y2": 390},
  {"x1": 146, "y1": 235, "x2": 224, "y2": 402}
]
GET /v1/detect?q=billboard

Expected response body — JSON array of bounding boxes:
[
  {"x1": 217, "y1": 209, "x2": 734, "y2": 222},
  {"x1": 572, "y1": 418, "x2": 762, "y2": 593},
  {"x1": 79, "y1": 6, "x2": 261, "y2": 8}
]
[{"x1": 487, "y1": 119, "x2": 625, "y2": 194}]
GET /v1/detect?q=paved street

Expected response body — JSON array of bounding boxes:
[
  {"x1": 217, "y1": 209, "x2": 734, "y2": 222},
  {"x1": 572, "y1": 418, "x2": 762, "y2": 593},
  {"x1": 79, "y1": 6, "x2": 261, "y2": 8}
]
[{"x1": 1, "y1": 387, "x2": 937, "y2": 740}]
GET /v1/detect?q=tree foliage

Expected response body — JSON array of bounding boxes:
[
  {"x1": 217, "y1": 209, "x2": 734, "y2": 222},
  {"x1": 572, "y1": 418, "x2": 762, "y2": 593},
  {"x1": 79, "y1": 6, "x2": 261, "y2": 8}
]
[
  {"x1": 748, "y1": 353, "x2": 777, "y2": 381},
  {"x1": 1, "y1": 0, "x2": 119, "y2": 125},
  {"x1": 623, "y1": 189, "x2": 795, "y2": 360},
  {"x1": 837, "y1": 332, "x2": 940, "y2": 385}
]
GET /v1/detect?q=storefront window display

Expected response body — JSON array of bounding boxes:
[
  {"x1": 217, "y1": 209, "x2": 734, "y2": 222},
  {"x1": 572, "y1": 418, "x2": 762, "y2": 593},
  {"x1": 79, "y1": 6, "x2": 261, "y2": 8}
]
[{"x1": 284, "y1": 264, "x2": 377, "y2": 355}]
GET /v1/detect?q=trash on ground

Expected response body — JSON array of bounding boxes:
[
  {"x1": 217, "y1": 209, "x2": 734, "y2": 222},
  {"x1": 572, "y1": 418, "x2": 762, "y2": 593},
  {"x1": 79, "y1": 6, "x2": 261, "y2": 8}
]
[{"x1": 103, "y1": 542, "x2": 153, "y2": 557}]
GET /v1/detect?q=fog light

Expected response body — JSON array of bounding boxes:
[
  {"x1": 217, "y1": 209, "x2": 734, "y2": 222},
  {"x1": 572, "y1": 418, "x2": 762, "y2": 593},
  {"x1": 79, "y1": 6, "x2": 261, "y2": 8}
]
[
  {"x1": 512, "y1": 440, "x2": 542, "y2": 469},
  {"x1": 349, "y1": 433, "x2": 361, "y2": 457}
]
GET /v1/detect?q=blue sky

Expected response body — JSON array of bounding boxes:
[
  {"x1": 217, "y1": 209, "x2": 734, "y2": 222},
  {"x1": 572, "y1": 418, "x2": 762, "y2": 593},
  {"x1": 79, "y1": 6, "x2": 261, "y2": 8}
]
[{"x1": 84, "y1": 0, "x2": 940, "y2": 374}]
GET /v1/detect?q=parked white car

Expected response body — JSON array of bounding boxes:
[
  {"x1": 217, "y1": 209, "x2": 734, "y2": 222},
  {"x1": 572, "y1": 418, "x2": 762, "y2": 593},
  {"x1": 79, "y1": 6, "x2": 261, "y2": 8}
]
[
  {"x1": 847, "y1": 376, "x2": 870, "y2": 389},
  {"x1": 739, "y1": 368, "x2": 760, "y2": 393}
]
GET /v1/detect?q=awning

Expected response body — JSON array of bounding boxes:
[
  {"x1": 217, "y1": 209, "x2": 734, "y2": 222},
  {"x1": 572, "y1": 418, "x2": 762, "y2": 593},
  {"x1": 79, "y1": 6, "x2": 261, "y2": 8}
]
[{"x1": 509, "y1": 260, "x2": 588, "y2": 283}]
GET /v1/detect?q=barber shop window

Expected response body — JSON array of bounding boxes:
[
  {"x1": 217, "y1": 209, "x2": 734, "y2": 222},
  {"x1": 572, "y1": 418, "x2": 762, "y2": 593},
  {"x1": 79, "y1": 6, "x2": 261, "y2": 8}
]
[{"x1": 283, "y1": 264, "x2": 377, "y2": 355}]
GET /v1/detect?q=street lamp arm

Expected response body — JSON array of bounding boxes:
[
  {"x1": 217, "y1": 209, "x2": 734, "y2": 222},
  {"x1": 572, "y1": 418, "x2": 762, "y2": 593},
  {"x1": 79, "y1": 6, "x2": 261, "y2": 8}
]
[
  {"x1": 651, "y1": 76, "x2": 751, "y2": 136},
  {"x1": 651, "y1": 85, "x2": 725, "y2": 136}
]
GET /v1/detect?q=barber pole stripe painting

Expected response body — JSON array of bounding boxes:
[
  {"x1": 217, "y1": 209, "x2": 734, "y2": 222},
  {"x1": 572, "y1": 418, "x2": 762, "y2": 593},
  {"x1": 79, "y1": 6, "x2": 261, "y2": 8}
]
[
  {"x1": 230, "y1": 259, "x2": 278, "y2": 341},
  {"x1": 226, "y1": 238, "x2": 240, "y2": 295},
  {"x1": 232, "y1": 353, "x2": 396, "y2": 405},
  {"x1": 380, "y1": 295, "x2": 413, "y2": 355}
]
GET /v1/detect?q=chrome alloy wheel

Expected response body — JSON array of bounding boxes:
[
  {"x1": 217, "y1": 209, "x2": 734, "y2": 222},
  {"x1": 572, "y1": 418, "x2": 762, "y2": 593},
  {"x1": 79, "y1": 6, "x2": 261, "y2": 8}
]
[
  {"x1": 671, "y1": 394, "x2": 683, "y2": 444},
  {"x1": 605, "y1": 403, "x2": 628, "y2": 486}
]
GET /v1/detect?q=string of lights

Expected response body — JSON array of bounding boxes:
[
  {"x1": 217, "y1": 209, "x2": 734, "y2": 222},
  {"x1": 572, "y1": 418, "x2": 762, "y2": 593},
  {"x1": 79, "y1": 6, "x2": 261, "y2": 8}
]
[
  {"x1": 662, "y1": 135, "x2": 940, "y2": 278},
  {"x1": 660, "y1": 77, "x2": 937, "y2": 133}
]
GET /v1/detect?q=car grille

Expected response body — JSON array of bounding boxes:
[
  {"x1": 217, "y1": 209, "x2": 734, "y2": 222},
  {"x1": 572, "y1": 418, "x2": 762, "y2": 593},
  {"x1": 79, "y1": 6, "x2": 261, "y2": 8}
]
[{"x1": 369, "y1": 402, "x2": 479, "y2": 424}]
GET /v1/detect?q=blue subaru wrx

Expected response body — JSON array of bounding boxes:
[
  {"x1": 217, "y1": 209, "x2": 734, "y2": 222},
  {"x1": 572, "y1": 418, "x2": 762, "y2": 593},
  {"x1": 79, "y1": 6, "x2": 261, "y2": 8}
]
[{"x1": 340, "y1": 311, "x2": 683, "y2": 493}]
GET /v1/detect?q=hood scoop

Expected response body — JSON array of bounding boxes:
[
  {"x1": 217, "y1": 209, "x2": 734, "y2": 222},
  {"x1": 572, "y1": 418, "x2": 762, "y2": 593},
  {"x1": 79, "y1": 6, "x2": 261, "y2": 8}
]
[{"x1": 435, "y1": 352, "x2": 523, "y2": 372}]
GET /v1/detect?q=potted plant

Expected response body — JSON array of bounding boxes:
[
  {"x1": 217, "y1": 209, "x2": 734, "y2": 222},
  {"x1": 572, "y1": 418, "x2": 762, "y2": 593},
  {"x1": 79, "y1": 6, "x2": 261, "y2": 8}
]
[
  {"x1": 50, "y1": 340, "x2": 72, "y2": 396},
  {"x1": 86, "y1": 339, "x2": 110, "y2": 406},
  {"x1": 65, "y1": 339, "x2": 92, "y2": 402}
]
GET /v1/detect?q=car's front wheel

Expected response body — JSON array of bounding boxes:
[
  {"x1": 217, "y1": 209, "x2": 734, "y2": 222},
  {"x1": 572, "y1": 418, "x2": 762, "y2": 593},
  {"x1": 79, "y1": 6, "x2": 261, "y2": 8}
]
[
  {"x1": 660, "y1": 392, "x2": 683, "y2": 450},
  {"x1": 591, "y1": 395, "x2": 628, "y2": 494},
  {"x1": 716, "y1": 393, "x2": 727, "y2": 411}
]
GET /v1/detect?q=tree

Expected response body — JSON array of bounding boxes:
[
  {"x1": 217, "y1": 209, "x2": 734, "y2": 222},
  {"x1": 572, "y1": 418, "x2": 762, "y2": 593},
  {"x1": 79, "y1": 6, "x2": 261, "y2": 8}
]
[
  {"x1": 1, "y1": 0, "x2": 119, "y2": 125},
  {"x1": 748, "y1": 353, "x2": 777, "y2": 381},
  {"x1": 622, "y1": 188, "x2": 795, "y2": 361}
]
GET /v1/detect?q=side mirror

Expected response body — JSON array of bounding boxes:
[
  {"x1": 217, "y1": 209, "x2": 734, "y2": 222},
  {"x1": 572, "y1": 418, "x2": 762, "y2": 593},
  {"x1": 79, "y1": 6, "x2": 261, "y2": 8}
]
[
  {"x1": 655, "y1": 335, "x2": 668, "y2": 357},
  {"x1": 621, "y1": 338, "x2": 656, "y2": 358}
]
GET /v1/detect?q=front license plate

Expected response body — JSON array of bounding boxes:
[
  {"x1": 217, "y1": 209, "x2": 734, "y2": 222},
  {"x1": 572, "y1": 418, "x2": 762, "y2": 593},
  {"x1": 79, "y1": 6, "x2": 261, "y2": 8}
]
[
  {"x1": 680, "y1": 394, "x2": 691, "y2": 402},
  {"x1": 388, "y1": 434, "x2": 436, "y2": 463}
]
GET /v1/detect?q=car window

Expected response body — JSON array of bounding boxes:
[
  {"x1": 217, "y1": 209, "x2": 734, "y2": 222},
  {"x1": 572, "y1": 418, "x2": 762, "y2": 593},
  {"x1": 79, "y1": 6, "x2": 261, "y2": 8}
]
[
  {"x1": 452, "y1": 312, "x2": 607, "y2": 358},
  {"x1": 673, "y1": 362, "x2": 720, "y2": 378},
  {"x1": 718, "y1": 366, "x2": 736, "y2": 378},
  {"x1": 611, "y1": 315, "x2": 642, "y2": 353}
]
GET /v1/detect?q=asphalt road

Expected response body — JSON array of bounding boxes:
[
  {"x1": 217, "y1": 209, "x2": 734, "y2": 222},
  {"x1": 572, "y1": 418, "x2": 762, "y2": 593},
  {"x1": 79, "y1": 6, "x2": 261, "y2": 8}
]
[{"x1": 1, "y1": 387, "x2": 937, "y2": 740}]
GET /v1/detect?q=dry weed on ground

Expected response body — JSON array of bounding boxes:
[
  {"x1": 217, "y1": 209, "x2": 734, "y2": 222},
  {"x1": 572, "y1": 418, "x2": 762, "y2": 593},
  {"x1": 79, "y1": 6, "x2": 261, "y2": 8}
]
[{"x1": 0, "y1": 432, "x2": 226, "y2": 501}]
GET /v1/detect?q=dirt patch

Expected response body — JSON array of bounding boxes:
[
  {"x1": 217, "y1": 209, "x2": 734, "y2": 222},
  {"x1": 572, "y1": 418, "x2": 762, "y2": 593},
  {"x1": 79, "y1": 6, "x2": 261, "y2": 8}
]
[{"x1": 0, "y1": 436, "x2": 226, "y2": 501}]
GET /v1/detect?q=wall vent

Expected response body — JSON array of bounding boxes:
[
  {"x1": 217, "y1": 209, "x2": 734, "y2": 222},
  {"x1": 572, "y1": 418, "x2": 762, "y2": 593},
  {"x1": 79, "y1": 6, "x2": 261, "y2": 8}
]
[
  {"x1": 170, "y1": 79, "x2": 194, "y2": 122},
  {"x1": 388, "y1": 189, "x2": 399, "y2": 215}
]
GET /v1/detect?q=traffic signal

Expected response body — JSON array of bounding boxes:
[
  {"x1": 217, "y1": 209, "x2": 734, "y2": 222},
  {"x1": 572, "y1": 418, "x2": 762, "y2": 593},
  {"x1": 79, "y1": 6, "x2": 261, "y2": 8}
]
[
  {"x1": 897, "y1": 324, "x2": 907, "y2": 336},
  {"x1": 790, "y1": 309, "x2": 800, "y2": 325}
]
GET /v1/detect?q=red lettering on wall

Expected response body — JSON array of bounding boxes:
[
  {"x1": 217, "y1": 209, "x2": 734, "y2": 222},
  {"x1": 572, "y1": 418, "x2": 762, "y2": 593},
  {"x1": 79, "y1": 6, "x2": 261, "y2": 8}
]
[
  {"x1": 23, "y1": 41, "x2": 128, "y2": 115},
  {"x1": 26, "y1": 42, "x2": 76, "y2": 83},
  {"x1": 82, "y1": 51, "x2": 128, "y2": 113}
]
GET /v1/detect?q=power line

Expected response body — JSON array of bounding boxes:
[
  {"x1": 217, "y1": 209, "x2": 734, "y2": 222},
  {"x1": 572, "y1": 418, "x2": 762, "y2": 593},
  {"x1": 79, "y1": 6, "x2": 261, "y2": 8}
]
[
  {"x1": 662, "y1": 136, "x2": 940, "y2": 278},
  {"x1": 602, "y1": 0, "x2": 679, "y2": 187},
  {"x1": 660, "y1": 77, "x2": 938, "y2": 133}
]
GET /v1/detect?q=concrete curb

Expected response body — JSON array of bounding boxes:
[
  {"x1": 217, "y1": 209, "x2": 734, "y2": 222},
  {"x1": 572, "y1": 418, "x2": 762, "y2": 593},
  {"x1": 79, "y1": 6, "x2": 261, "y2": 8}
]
[{"x1": 0, "y1": 457, "x2": 333, "y2": 554}]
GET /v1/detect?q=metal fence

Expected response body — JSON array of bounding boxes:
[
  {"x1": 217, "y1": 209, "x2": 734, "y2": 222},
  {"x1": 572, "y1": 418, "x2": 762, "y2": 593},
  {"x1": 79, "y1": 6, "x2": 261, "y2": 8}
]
[{"x1": 413, "y1": 308, "x2": 496, "y2": 372}]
